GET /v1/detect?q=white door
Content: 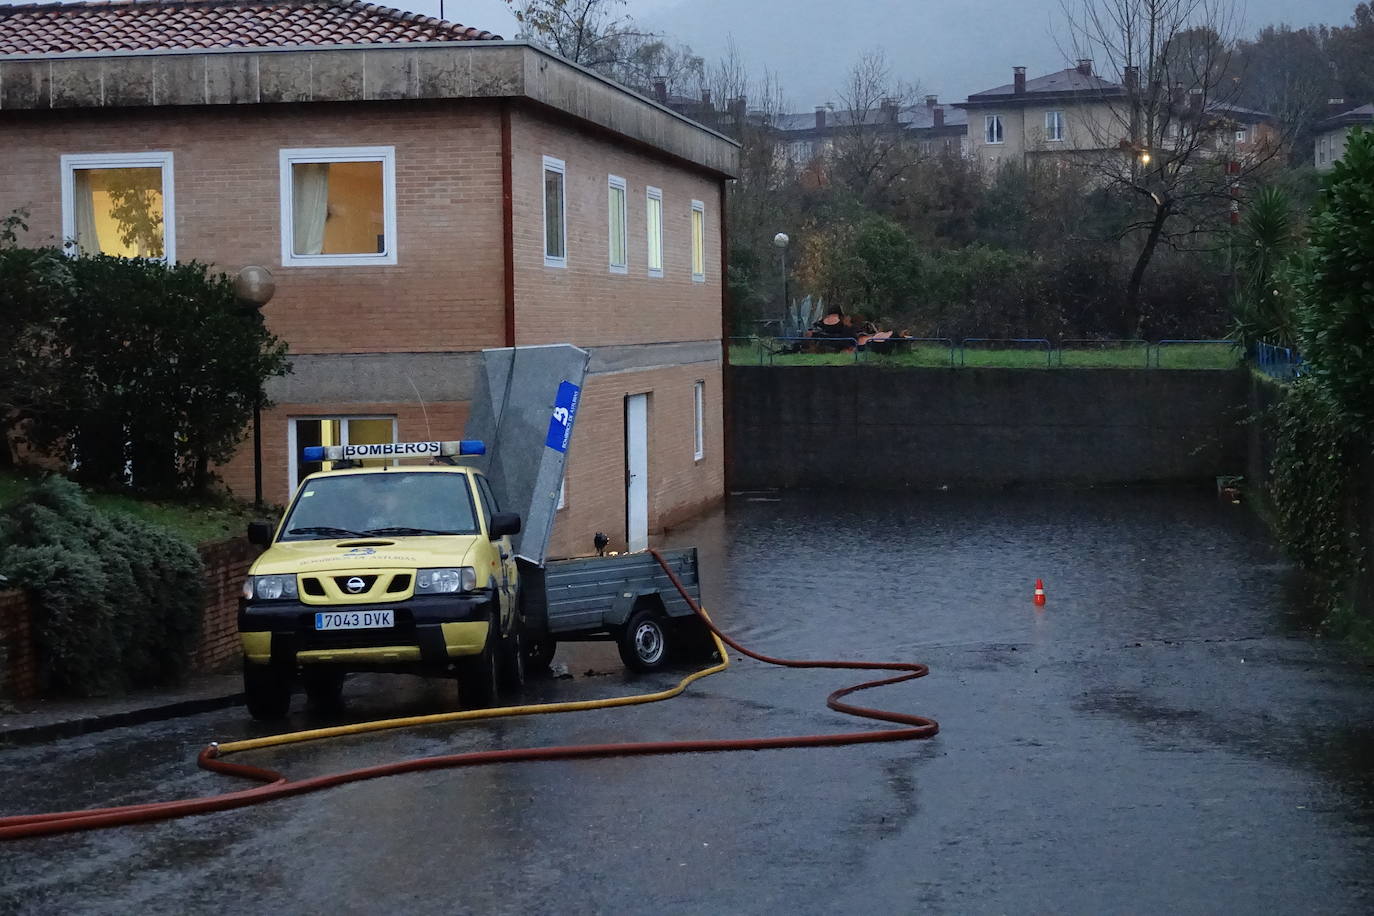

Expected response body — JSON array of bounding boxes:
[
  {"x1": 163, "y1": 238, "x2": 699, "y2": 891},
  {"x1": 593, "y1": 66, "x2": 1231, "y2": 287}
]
[{"x1": 625, "y1": 393, "x2": 649, "y2": 552}]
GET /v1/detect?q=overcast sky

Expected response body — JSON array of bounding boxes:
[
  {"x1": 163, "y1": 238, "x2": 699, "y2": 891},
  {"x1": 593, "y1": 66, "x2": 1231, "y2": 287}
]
[
  {"x1": 4, "y1": 0, "x2": 1365, "y2": 109},
  {"x1": 434, "y1": 0, "x2": 1363, "y2": 107}
]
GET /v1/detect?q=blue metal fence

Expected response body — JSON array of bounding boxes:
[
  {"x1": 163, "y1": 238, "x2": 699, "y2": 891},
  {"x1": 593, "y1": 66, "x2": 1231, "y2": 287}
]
[{"x1": 728, "y1": 336, "x2": 1270, "y2": 371}]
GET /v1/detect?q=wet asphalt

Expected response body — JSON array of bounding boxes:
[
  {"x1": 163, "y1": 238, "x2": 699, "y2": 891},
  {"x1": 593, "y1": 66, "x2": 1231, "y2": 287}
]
[{"x1": 3, "y1": 489, "x2": 1374, "y2": 915}]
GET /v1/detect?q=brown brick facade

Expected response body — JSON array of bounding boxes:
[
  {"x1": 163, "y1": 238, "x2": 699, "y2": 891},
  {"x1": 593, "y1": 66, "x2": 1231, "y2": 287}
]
[{"x1": 1, "y1": 92, "x2": 728, "y2": 567}]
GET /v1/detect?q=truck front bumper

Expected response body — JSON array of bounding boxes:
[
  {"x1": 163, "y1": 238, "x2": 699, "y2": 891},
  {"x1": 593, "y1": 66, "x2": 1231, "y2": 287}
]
[{"x1": 239, "y1": 592, "x2": 498, "y2": 669}]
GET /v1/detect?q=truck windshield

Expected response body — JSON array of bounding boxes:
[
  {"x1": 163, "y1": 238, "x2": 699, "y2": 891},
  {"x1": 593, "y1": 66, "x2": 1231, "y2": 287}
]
[{"x1": 281, "y1": 472, "x2": 479, "y2": 540}]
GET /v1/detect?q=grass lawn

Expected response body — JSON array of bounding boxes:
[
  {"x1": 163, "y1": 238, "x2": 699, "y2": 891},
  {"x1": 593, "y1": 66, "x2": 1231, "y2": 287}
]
[
  {"x1": 0, "y1": 468, "x2": 258, "y2": 545},
  {"x1": 729, "y1": 340, "x2": 1242, "y2": 370}
]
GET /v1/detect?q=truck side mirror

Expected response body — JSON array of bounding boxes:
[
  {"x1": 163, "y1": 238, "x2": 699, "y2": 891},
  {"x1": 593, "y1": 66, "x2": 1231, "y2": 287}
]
[
  {"x1": 247, "y1": 520, "x2": 274, "y2": 547},
  {"x1": 488, "y1": 512, "x2": 522, "y2": 540}
]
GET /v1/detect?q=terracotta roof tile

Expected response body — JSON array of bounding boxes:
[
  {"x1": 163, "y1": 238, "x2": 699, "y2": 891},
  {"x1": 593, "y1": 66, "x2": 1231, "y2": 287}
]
[{"x1": 0, "y1": 0, "x2": 501, "y2": 56}]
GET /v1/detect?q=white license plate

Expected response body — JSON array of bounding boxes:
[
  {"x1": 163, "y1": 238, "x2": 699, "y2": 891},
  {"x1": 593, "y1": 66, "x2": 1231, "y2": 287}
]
[{"x1": 315, "y1": 610, "x2": 394, "y2": 631}]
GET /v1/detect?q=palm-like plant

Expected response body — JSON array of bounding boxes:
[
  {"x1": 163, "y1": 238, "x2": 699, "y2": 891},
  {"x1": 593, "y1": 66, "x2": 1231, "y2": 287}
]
[{"x1": 1232, "y1": 186, "x2": 1299, "y2": 348}]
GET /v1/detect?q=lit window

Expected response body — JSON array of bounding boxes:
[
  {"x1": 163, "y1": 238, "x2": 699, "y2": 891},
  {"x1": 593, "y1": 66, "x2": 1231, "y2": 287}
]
[
  {"x1": 543, "y1": 156, "x2": 567, "y2": 267},
  {"x1": 646, "y1": 186, "x2": 664, "y2": 278},
  {"x1": 985, "y1": 115, "x2": 1004, "y2": 144},
  {"x1": 691, "y1": 200, "x2": 706, "y2": 282},
  {"x1": 1045, "y1": 110, "x2": 1065, "y2": 142},
  {"x1": 279, "y1": 147, "x2": 395, "y2": 267},
  {"x1": 608, "y1": 174, "x2": 628, "y2": 274},
  {"x1": 61, "y1": 152, "x2": 174, "y2": 261},
  {"x1": 693, "y1": 380, "x2": 705, "y2": 461},
  {"x1": 288, "y1": 416, "x2": 397, "y2": 495}
]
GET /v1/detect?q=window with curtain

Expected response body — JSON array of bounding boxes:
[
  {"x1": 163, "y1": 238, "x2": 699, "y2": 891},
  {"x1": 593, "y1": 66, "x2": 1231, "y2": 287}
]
[
  {"x1": 61, "y1": 152, "x2": 173, "y2": 261},
  {"x1": 543, "y1": 156, "x2": 566, "y2": 266},
  {"x1": 608, "y1": 174, "x2": 628, "y2": 273},
  {"x1": 646, "y1": 186, "x2": 663, "y2": 277},
  {"x1": 985, "y1": 115, "x2": 1004, "y2": 144},
  {"x1": 280, "y1": 147, "x2": 395, "y2": 266},
  {"x1": 1045, "y1": 110, "x2": 1065, "y2": 142},
  {"x1": 690, "y1": 200, "x2": 705, "y2": 281}
]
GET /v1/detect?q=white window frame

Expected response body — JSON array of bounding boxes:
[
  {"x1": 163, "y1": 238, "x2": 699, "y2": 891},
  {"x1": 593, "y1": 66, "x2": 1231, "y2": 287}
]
[
  {"x1": 279, "y1": 146, "x2": 397, "y2": 268},
  {"x1": 1235, "y1": 128, "x2": 1247, "y2": 143},
  {"x1": 607, "y1": 174, "x2": 628, "y2": 274},
  {"x1": 60, "y1": 151, "x2": 176, "y2": 263},
  {"x1": 690, "y1": 199, "x2": 706, "y2": 283},
  {"x1": 985, "y1": 115, "x2": 1004, "y2": 145},
  {"x1": 1045, "y1": 110, "x2": 1065, "y2": 142},
  {"x1": 693, "y1": 380, "x2": 705, "y2": 461},
  {"x1": 286, "y1": 415, "x2": 399, "y2": 501},
  {"x1": 543, "y1": 155, "x2": 567, "y2": 268},
  {"x1": 646, "y1": 186, "x2": 664, "y2": 278}
]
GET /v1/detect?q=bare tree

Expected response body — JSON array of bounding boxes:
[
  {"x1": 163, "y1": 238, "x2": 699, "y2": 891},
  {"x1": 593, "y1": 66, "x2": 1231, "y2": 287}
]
[
  {"x1": 829, "y1": 50, "x2": 924, "y2": 205},
  {"x1": 510, "y1": 0, "x2": 703, "y2": 96},
  {"x1": 1062, "y1": 0, "x2": 1294, "y2": 334}
]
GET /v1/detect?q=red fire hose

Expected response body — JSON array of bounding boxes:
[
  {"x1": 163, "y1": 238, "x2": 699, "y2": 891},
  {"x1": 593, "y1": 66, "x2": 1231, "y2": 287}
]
[{"x1": 0, "y1": 549, "x2": 937, "y2": 841}]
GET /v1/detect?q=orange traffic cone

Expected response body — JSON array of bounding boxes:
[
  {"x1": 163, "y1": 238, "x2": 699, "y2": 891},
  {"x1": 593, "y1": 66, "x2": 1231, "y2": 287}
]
[{"x1": 1033, "y1": 579, "x2": 1046, "y2": 607}]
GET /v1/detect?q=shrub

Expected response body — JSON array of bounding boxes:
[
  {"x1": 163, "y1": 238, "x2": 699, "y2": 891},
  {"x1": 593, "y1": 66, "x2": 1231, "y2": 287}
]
[{"x1": 0, "y1": 477, "x2": 204, "y2": 695}]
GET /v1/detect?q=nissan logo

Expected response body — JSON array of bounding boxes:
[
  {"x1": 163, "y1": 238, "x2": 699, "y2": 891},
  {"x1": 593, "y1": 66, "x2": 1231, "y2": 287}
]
[{"x1": 346, "y1": 577, "x2": 366, "y2": 594}]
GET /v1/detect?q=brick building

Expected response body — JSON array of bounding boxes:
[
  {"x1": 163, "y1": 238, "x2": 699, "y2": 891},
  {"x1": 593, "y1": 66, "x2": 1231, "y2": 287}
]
[{"x1": 0, "y1": 0, "x2": 739, "y2": 558}]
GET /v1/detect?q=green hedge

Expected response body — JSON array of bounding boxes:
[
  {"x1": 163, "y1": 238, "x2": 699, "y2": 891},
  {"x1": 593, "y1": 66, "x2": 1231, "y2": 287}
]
[{"x1": 0, "y1": 477, "x2": 204, "y2": 696}]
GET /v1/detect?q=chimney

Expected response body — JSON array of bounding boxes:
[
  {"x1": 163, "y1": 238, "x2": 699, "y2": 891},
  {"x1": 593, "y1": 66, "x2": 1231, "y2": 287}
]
[
  {"x1": 881, "y1": 96, "x2": 900, "y2": 123},
  {"x1": 652, "y1": 77, "x2": 667, "y2": 103},
  {"x1": 933, "y1": 106, "x2": 945, "y2": 128},
  {"x1": 925, "y1": 94, "x2": 938, "y2": 108},
  {"x1": 1189, "y1": 87, "x2": 1203, "y2": 113},
  {"x1": 1013, "y1": 66, "x2": 1026, "y2": 94},
  {"x1": 1123, "y1": 66, "x2": 1139, "y2": 91},
  {"x1": 1076, "y1": 58, "x2": 1093, "y2": 76},
  {"x1": 815, "y1": 106, "x2": 827, "y2": 129},
  {"x1": 701, "y1": 88, "x2": 712, "y2": 107}
]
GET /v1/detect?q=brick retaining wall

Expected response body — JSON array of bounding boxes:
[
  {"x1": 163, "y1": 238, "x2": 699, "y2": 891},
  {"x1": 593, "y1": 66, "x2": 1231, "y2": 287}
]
[{"x1": 0, "y1": 538, "x2": 258, "y2": 701}]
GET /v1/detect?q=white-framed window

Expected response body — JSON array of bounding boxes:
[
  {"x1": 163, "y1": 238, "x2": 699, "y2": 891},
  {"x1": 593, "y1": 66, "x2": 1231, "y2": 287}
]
[
  {"x1": 1045, "y1": 110, "x2": 1065, "y2": 142},
  {"x1": 286, "y1": 416, "x2": 398, "y2": 498},
  {"x1": 279, "y1": 147, "x2": 395, "y2": 267},
  {"x1": 646, "y1": 186, "x2": 664, "y2": 278},
  {"x1": 690, "y1": 199, "x2": 706, "y2": 282},
  {"x1": 61, "y1": 151, "x2": 175, "y2": 261},
  {"x1": 1235, "y1": 128, "x2": 1248, "y2": 143},
  {"x1": 607, "y1": 174, "x2": 628, "y2": 274},
  {"x1": 543, "y1": 155, "x2": 567, "y2": 268},
  {"x1": 985, "y1": 115, "x2": 1004, "y2": 144},
  {"x1": 693, "y1": 380, "x2": 705, "y2": 461}
]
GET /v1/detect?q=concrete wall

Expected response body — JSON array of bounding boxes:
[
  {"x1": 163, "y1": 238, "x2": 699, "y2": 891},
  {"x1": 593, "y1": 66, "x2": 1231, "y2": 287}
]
[{"x1": 729, "y1": 367, "x2": 1250, "y2": 489}]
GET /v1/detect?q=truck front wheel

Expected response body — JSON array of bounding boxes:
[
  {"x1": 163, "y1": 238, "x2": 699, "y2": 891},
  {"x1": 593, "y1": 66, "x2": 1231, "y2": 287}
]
[
  {"x1": 618, "y1": 607, "x2": 671, "y2": 672},
  {"x1": 244, "y1": 662, "x2": 292, "y2": 720},
  {"x1": 457, "y1": 614, "x2": 500, "y2": 708}
]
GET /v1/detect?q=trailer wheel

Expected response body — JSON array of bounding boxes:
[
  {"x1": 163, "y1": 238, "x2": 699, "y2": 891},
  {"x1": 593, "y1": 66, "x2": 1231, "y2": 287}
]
[
  {"x1": 302, "y1": 668, "x2": 345, "y2": 711},
  {"x1": 497, "y1": 618, "x2": 526, "y2": 693},
  {"x1": 243, "y1": 662, "x2": 292, "y2": 720},
  {"x1": 526, "y1": 637, "x2": 557, "y2": 673},
  {"x1": 457, "y1": 613, "x2": 500, "y2": 708},
  {"x1": 618, "y1": 606, "x2": 671, "y2": 672}
]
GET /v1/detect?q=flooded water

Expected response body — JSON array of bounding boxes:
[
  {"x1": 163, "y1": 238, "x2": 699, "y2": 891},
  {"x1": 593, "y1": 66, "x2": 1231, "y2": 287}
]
[
  {"x1": 4, "y1": 487, "x2": 1374, "y2": 914},
  {"x1": 669, "y1": 487, "x2": 1307, "y2": 651}
]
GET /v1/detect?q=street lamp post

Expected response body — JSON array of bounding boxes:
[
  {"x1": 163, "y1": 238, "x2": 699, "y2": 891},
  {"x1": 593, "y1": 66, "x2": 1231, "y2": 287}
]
[
  {"x1": 773, "y1": 232, "x2": 790, "y2": 325},
  {"x1": 233, "y1": 265, "x2": 276, "y2": 509}
]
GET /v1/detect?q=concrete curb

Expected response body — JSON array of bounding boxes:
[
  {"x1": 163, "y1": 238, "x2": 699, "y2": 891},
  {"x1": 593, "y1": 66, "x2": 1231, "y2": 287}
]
[{"x1": 0, "y1": 692, "x2": 243, "y2": 747}]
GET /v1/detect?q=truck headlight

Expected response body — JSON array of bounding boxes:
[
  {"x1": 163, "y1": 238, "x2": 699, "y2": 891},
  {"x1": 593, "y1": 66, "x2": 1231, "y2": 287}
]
[
  {"x1": 416, "y1": 567, "x2": 477, "y2": 594},
  {"x1": 249, "y1": 574, "x2": 298, "y2": 601}
]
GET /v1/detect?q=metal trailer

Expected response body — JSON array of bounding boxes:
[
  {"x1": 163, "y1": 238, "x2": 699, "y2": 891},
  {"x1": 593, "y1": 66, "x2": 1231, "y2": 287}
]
[{"x1": 518, "y1": 549, "x2": 712, "y2": 672}]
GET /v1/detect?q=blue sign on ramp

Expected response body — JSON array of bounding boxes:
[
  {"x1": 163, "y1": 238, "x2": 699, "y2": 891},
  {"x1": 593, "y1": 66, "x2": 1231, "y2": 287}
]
[{"x1": 545, "y1": 380, "x2": 581, "y2": 453}]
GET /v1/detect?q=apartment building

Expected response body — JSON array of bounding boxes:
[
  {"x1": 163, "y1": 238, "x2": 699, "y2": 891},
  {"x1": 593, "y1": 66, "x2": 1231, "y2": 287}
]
[{"x1": 0, "y1": 0, "x2": 739, "y2": 557}]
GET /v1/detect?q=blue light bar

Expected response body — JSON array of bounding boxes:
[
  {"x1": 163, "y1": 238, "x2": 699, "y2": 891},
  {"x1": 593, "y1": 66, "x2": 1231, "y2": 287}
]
[{"x1": 303, "y1": 440, "x2": 485, "y2": 463}]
